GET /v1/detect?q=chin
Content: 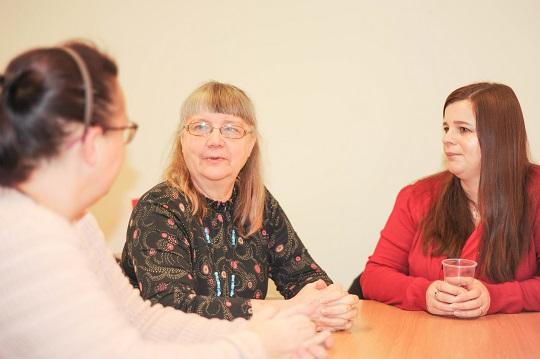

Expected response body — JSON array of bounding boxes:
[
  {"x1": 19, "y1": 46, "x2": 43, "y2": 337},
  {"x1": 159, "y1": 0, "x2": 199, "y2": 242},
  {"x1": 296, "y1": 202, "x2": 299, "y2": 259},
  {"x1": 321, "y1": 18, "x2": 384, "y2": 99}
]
[
  {"x1": 200, "y1": 169, "x2": 234, "y2": 181},
  {"x1": 446, "y1": 164, "x2": 462, "y2": 176}
]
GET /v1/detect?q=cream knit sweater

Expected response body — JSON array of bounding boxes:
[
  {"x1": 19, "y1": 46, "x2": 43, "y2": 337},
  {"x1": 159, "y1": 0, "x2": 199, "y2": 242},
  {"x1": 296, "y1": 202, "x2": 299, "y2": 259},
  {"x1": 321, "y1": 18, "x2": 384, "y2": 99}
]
[{"x1": 0, "y1": 188, "x2": 265, "y2": 358}]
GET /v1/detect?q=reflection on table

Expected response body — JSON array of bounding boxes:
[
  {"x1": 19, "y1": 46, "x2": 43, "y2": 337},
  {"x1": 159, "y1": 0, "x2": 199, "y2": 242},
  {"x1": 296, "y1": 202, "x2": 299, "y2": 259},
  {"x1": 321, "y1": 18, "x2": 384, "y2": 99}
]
[{"x1": 330, "y1": 300, "x2": 540, "y2": 358}]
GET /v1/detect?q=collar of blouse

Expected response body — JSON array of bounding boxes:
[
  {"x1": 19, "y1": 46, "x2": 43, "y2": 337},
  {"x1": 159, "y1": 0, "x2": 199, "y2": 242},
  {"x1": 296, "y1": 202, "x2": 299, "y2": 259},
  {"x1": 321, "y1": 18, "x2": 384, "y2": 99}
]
[{"x1": 204, "y1": 185, "x2": 238, "y2": 213}]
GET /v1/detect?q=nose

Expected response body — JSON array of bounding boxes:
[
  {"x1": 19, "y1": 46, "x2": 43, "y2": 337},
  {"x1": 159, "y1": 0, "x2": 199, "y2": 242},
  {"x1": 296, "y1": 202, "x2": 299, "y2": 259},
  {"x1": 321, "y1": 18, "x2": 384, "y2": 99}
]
[
  {"x1": 443, "y1": 128, "x2": 456, "y2": 146},
  {"x1": 206, "y1": 127, "x2": 224, "y2": 147}
]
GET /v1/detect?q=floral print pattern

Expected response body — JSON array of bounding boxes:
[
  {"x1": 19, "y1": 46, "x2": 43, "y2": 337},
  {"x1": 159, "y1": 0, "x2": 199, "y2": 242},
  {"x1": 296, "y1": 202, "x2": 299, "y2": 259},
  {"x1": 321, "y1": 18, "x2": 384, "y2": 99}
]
[{"x1": 121, "y1": 182, "x2": 331, "y2": 320}]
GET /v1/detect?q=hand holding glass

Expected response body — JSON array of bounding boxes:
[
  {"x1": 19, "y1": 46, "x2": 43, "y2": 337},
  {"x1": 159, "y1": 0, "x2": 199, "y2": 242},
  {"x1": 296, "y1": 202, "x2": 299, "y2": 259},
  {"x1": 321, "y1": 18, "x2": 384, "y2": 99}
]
[{"x1": 442, "y1": 258, "x2": 477, "y2": 287}]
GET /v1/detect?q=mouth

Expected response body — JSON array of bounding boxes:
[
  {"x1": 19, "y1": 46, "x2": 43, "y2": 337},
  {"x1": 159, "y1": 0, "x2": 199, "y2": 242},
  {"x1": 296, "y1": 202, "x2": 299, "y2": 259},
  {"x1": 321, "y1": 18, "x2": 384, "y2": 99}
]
[
  {"x1": 445, "y1": 152, "x2": 461, "y2": 157},
  {"x1": 203, "y1": 156, "x2": 228, "y2": 162}
]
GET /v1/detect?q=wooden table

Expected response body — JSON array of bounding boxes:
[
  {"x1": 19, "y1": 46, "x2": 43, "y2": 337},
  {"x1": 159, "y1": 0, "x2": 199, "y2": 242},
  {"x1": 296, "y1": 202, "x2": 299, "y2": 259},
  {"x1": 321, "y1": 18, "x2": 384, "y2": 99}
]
[{"x1": 330, "y1": 300, "x2": 540, "y2": 358}]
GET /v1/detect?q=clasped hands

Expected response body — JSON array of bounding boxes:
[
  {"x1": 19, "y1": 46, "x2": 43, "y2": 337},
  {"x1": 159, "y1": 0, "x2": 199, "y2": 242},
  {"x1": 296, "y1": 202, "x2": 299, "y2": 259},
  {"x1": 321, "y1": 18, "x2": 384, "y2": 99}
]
[
  {"x1": 291, "y1": 279, "x2": 359, "y2": 331},
  {"x1": 249, "y1": 280, "x2": 357, "y2": 359},
  {"x1": 426, "y1": 278, "x2": 491, "y2": 318}
]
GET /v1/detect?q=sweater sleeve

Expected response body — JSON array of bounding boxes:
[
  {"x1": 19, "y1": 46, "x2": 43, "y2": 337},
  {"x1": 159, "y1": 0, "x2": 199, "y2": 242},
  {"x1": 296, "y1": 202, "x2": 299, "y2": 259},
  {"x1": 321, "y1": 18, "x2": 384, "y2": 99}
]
[
  {"x1": 122, "y1": 199, "x2": 252, "y2": 320},
  {"x1": 0, "y1": 208, "x2": 265, "y2": 359},
  {"x1": 265, "y1": 191, "x2": 332, "y2": 299},
  {"x1": 361, "y1": 185, "x2": 431, "y2": 311}
]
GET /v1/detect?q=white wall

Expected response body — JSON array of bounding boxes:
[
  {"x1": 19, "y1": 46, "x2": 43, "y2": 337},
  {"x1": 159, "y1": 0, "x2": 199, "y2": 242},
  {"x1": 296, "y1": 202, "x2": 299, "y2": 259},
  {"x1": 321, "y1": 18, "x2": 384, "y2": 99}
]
[{"x1": 2, "y1": 0, "x2": 540, "y2": 286}]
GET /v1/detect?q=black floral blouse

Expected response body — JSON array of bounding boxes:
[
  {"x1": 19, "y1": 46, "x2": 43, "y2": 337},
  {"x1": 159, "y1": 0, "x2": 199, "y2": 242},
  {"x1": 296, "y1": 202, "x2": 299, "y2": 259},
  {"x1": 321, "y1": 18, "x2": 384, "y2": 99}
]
[{"x1": 121, "y1": 182, "x2": 332, "y2": 320}]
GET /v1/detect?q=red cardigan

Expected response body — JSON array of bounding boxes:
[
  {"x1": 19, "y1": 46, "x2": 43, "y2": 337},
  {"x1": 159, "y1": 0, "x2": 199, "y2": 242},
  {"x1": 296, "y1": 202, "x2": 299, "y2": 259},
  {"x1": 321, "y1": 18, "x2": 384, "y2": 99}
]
[{"x1": 361, "y1": 166, "x2": 540, "y2": 314}]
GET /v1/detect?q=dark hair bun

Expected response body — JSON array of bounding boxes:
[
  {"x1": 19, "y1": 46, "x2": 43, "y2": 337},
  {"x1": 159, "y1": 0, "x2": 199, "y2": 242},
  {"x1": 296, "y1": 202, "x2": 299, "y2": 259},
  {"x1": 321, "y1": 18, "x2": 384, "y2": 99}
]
[
  {"x1": 6, "y1": 70, "x2": 46, "y2": 114},
  {"x1": 0, "y1": 41, "x2": 118, "y2": 187}
]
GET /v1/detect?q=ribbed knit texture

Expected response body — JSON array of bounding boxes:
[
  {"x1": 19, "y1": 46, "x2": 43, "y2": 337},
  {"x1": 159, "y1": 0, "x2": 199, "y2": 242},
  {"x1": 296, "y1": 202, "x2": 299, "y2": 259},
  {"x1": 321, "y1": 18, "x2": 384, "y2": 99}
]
[{"x1": 0, "y1": 188, "x2": 265, "y2": 359}]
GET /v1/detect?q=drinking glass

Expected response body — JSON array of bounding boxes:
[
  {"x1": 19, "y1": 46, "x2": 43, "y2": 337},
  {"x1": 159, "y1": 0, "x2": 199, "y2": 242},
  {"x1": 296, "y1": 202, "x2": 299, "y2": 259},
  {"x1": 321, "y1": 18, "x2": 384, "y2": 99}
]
[{"x1": 442, "y1": 258, "x2": 477, "y2": 287}]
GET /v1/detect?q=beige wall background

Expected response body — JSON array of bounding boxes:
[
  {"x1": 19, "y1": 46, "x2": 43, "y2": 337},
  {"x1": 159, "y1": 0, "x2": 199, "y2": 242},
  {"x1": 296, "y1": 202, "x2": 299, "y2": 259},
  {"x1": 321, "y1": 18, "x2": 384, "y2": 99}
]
[{"x1": 2, "y1": 0, "x2": 540, "y2": 287}]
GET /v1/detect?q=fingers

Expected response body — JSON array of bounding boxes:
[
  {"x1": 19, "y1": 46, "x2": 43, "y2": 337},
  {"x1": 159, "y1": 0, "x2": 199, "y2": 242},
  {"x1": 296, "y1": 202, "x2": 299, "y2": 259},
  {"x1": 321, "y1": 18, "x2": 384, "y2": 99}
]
[
  {"x1": 451, "y1": 297, "x2": 482, "y2": 311},
  {"x1": 427, "y1": 279, "x2": 491, "y2": 318},
  {"x1": 428, "y1": 299, "x2": 455, "y2": 316},
  {"x1": 431, "y1": 290, "x2": 457, "y2": 304},
  {"x1": 301, "y1": 330, "x2": 332, "y2": 347},
  {"x1": 299, "y1": 331, "x2": 331, "y2": 359},
  {"x1": 316, "y1": 316, "x2": 351, "y2": 328},
  {"x1": 306, "y1": 344, "x2": 328, "y2": 359},
  {"x1": 435, "y1": 281, "x2": 468, "y2": 297},
  {"x1": 324, "y1": 294, "x2": 359, "y2": 306},
  {"x1": 320, "y1": 306, "x2": 357, "y2": 319},
  {"x1": 323, "y1": 335, "x2": 334, "y2": 349},
  {"x1": 317, "y1": 321, "x2": 353, "y2": 332},
  {"x1": 426, "y1": 281, "x2": 457, "y2": 316},
  {"x1": 453, "y1": 307, "x2": 484, "y2": 318},
  {"x1": 319, "y1": 286, "x2": 348, "y2": 304},
  {"x1": 315, "y1": 292, "x2": 358, "y2": 331},
  {"x1": 295, "y1": 331, "x2": 331, "y2": 359},
  {"x1": 454, "y1": 287, "x2": 481, "y2": 303}
]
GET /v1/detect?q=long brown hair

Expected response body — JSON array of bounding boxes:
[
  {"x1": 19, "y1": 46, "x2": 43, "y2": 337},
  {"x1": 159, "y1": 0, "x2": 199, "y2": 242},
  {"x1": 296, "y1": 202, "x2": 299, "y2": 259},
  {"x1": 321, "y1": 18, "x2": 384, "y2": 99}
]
[
  {"x1": 164, "y1": 81, "x2": 265, "y2": 237},
  {"x1": 422, "y1": 83, "x2": 531, "y2": 281}
]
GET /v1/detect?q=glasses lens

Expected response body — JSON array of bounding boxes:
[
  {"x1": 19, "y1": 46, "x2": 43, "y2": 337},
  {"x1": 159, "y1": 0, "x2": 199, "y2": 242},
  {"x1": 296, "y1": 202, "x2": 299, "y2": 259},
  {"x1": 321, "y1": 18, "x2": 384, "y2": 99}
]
[
  {"x1": 188, "y1": 122, "x2": 211, "y2": 136},
  {"x1": 221, "y1": 124, "x2": 245, "y2": 139}
]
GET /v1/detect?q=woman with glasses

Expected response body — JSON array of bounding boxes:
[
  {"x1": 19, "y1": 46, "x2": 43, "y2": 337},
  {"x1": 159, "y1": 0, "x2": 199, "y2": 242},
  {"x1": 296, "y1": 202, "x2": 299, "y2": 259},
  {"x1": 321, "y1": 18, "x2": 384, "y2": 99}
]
[
  {"x1": 361, "y1": 83, "x2": 540, "y2": 318},
  {"x1": 121, "y1": 81, "x2": 358, "y2": 331},
  {"x1": 0, "y1": 42, "x2": 331, "y2": 358}
]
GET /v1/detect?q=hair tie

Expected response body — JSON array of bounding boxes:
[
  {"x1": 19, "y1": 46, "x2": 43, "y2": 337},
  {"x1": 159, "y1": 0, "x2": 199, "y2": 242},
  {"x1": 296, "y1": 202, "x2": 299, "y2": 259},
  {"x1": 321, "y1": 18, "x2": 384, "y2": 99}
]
[{"x1": 57, "y1": 47, "x2": 94, "y2": 129}]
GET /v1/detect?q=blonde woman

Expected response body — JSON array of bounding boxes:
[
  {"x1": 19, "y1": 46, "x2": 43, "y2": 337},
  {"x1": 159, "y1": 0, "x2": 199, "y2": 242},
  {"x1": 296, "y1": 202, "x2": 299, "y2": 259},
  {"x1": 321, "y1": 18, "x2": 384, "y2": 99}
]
[{"x1": 121, "y1": 81, "x2": 358, "y2": 331}]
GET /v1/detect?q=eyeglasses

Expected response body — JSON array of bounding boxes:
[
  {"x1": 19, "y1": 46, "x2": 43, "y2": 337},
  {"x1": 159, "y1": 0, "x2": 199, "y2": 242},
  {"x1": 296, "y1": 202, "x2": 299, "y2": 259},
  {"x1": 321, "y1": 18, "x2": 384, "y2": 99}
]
[
  {"x1": 184, "y1": 121, "x2": 252, "y2": 139},
  {"x1": 102, "y1": 121, "x2": 139, "y2": 144}
]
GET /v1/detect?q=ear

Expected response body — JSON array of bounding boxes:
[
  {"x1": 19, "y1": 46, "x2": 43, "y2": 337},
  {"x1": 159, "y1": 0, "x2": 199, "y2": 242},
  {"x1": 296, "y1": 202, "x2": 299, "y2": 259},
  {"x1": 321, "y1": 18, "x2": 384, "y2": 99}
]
[{"x1": 80, "y1": 126, "x2": 104, "y2": 166}]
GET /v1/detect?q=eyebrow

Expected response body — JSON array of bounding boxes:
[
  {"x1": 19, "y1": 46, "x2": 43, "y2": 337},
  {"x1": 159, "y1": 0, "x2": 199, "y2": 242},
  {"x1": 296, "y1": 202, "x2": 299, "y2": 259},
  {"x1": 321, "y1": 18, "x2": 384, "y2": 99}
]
[
  {"x1": 191, "y1": 117, "x2": 244, "y2": 125},
  {"x1": 443, "y1": 120, "x2": 474, "y2": 126}
]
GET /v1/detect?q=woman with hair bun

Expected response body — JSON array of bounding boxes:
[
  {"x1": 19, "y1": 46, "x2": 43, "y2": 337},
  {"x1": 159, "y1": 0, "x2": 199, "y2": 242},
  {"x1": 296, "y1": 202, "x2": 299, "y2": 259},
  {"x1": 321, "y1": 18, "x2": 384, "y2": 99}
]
[{"x1": 0, "y1": 41, "x2": 330, "y2": 359}]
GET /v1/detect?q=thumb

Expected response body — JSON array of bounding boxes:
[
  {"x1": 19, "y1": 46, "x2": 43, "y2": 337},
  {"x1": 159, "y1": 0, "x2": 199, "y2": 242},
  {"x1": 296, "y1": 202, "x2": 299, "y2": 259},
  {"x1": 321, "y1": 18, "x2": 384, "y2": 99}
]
[{"x1": 314, "y1": 279, "x2": 328, "y2": 290}]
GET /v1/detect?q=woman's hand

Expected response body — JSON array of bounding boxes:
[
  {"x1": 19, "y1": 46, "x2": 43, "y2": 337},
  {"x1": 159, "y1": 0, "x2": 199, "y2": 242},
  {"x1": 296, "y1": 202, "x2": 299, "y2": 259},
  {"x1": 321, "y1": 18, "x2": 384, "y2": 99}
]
[
  {"x1": 315, "y1": 289, "x2": 359, "y2": 331},
  {"x1": 292, "y1": 331, "x2": 333, "y2": 359},
  {"x1": 291, "y1": 280, "x2": 359, "y2": 331},
  {"x1": 450, "y1": 279, "x2": 491, "y2": 318},
  {"x1": 426, "y1": 280, "x2": 467, "y2": 316},
  {"x1": 247, "y1": 304, "x2": 332, "y2": 359},
  {"x1": 426, "y1": 279, "x2": 490, "y2": 318}
]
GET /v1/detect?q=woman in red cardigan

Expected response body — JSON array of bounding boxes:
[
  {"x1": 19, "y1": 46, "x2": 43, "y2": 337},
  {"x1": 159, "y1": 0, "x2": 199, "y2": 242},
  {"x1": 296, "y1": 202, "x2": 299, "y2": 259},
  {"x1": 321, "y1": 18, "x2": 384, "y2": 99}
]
[{"x1": 361, "y1": 82, "x2": 540, "y2": 318}]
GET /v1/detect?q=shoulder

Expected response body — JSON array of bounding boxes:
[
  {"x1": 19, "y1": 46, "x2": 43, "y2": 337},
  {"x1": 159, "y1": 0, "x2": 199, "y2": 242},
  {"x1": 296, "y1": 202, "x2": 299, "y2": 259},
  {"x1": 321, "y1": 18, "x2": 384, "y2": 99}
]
[
  {"x1": 138, "y1": 182, "x2": 187, "y2": 204},
  {"x1": 135, "y1": 182, "x2": 192, "y2": 215},
  {"x1": 127, "y1": 182, "x2": 195, "y2": 229},
  {"x1": 262, "y1": 187, "x2": 283, "y2": 215},
  {"x1": 389, "y1": 172, "x2": 449, "y2": 220},
  {"x1": 263, "y1": 187, "x2": 275, "y2": 206},
  {"x1": 397, "y1": 171, "x2": 449, "y2": 202},
  {"x1": 0, "y1": 189, "x2": 80, "y2": 253}
]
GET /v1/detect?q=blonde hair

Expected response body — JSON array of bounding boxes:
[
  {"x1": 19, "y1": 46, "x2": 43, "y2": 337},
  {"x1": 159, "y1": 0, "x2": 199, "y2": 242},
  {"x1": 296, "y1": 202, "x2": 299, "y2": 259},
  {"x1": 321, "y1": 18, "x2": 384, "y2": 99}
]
[{"x1": 164, "y1": 81, "x2": 265, "y2": 236}]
